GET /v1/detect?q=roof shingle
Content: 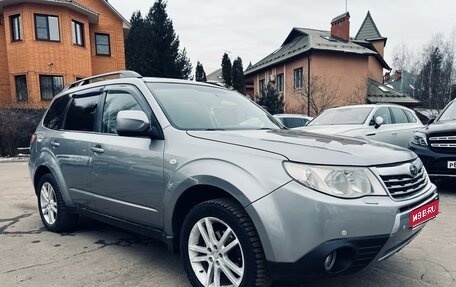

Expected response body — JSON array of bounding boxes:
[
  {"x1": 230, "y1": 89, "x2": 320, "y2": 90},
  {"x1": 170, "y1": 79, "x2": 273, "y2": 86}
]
[
  {"x1": 355, "y1": 11, "x2": 383, "y2": 40},
  {"x1": 245, "y1": 28, "x2": 377, "y2": 76}
]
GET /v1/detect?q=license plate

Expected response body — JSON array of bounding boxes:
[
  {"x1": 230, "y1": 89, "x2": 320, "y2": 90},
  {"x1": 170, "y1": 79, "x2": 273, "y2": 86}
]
[
  {"x1": 448, "y1": 161, "x2": 456, "y2": 169},
  {"x1": 409, "y1": 200, "x2": 439, "y2": 228}
]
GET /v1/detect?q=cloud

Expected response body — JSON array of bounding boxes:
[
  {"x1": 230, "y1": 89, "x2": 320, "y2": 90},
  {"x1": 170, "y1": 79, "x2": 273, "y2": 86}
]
[{"x1": 109, "y1": 0, "x2": 456, "y2": 74}]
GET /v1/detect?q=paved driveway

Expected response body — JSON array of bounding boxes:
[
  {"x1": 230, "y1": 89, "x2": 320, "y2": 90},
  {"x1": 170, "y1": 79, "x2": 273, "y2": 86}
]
[{"x1": 0, "y1": 162, "x2": 455, "y2": 287}]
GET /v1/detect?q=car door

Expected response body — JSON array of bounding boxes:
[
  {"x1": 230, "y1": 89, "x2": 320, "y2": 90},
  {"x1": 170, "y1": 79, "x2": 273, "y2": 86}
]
[
  {"x1": 365, "y1": 107, "x2": 399, "y2": 145},
  {"x1": 89, "y1": 84, "x2": 164, "y2": 228},
  {"x1": 56, "y1": 87, "x2": 103, "y2": 208},
  {"x1": 389, "y1": 107, "x2": 422, "y2": 147}
]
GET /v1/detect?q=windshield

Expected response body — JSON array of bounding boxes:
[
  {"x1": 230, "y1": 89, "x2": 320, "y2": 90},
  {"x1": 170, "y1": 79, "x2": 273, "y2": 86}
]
[
  {"x1": 147, "y1": 83, "x2": 281, "y2": 130},
  {"x1": 309, "y1": 107, "x2": 373, "y2": 126},
  {"x1": 437, "y1": 100, "x2": 456, "y2": 122}
]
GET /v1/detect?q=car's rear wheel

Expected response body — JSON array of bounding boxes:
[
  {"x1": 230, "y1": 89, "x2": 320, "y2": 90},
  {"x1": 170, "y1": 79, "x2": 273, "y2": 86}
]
[
  {"x1": 181, "y1": 198, "x2": 271, "y2": 287},
  {"x1": 37, "y1": 173, "x2": 77, "y2": 232}
]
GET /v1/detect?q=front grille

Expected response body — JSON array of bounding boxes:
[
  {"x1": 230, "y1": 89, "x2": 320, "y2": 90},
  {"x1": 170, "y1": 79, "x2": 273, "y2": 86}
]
[
  {"x1": 377, "y1": 161, "x2": 429, "y2": 200},
  {"x1": 429, "y1": 135, "x2": 456, "y2": 153}
]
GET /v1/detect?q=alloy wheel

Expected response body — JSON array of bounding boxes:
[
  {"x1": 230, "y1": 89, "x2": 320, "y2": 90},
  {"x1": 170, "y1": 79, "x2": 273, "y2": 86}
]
[
  {"x1": 40, "y1": 182, "x2": 58, "y2": 225},
  {"x1": 188, "y1": 217, "x2": 245, "y2": 287}
]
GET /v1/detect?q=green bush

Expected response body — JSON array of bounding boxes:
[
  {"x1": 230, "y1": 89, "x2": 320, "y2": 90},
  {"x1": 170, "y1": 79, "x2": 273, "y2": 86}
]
[{"x1": 0, "y1": 109, "x2": 45, "y2": 157}]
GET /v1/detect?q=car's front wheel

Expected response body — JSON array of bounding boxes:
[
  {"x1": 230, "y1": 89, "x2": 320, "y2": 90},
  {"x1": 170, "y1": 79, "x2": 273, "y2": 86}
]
[{"x1": 181, "y1": 198, "x2": 271, "y2": 287}]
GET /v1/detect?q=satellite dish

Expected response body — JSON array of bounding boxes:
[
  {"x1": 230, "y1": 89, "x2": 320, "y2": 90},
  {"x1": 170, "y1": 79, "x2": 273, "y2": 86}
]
[{"x1": 269, "y1": 75, "x2": 276, "y2": 82}]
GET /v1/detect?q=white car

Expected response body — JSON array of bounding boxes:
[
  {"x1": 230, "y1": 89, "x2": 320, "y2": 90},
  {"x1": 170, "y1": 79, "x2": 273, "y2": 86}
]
[
  {"x1": 273, "y1": 114, "x2": 313, "y2": 128},
  {"x1": 295, "y1": 104, "x2": 424, "y2": 147}
]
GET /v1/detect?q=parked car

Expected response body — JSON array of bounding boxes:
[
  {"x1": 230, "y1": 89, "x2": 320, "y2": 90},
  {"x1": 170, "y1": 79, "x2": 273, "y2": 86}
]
[
  {"x1": 296, "y1": 104, "x2": 424, "y2": 148},
  {"x1": 29, "y1": 71, "x2": 438, "y2": 287},
  {"x1": 409, "y1": 98, "x2": 456, "y2": 179},
  {"x1": 273, "y1": 114, "x2": 313, "y2": 128}
]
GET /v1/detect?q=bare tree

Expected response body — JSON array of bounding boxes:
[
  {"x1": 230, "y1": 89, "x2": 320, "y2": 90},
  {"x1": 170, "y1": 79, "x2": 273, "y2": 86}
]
[
  {"x1": 342, "y1": 78, "x2": 368, "y2": 106},
  {"x1": 392, "y1": 44, "x2": 419, "y2": 73},
  {"x1": 288, "y1": 73, "x2": 340, "y2": 116},
  {"x1": 415, "y1": 33, "x2": 456, "y2": 109}
]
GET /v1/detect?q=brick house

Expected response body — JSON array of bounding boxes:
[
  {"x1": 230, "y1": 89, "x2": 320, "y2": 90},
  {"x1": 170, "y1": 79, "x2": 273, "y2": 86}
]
[
  {"x1": 0, "y1": 0, "x2": 130, "y2": 108},
  {"x1": 244, "y1": 11, "x2": 414, "y2": 116}
]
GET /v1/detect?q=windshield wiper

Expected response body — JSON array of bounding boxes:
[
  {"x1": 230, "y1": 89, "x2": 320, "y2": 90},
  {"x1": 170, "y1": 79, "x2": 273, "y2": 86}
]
[{"x1": 205, "y1": 128, "x2": 225, "y2": 131}]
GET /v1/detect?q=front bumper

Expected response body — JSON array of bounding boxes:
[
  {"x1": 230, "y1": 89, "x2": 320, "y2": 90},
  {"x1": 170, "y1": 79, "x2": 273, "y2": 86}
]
[
  {"x1": 409, "y1": 144, "x2": 456, "y2": 178},
  {"x1": 246, "y1": 180, "x2": 438, "y2": 280}
]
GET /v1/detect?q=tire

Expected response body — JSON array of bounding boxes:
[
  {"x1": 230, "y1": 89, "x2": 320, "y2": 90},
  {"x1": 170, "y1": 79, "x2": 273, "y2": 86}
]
[
  {"x1": 180, "y1": 198, "x2": 272, "y2": 287},
  {"x1": 37, "y1": 173, "x2": 78, "y2": 232}
]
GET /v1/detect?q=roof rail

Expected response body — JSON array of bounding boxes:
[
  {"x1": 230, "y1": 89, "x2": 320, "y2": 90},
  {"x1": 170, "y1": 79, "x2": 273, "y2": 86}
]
[{"x1": 66, "y1": 70, "x2": 142, "y2": 90}]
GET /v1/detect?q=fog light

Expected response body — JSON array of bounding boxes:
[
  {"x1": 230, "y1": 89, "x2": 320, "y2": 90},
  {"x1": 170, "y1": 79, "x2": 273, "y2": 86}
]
[{"x1": 324, "y1": 251, "x2": 337, "y2": 271}]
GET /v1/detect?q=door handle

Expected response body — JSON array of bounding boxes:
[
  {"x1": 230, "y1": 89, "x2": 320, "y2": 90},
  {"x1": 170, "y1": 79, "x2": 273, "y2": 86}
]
[
  {"x1": 51, "y1": 141, "x2": 60, "y2": 148},
  {"x1": 90, "y1": 145, "x2": 104, "y2": 154},
  {"x1": 392, "y1": 132, "x2": 398, "y2": 136}
]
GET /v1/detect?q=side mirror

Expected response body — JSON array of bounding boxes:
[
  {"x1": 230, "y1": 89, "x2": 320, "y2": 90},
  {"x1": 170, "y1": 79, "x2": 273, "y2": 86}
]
[
  {"x1": 427, "y1": 118, "x2": 435, "y2": 125},
  {"x1": 116, "y1": 110, "x2": 151, "y2": 137},
  {"x1": 374, "y1": 116, "x2": 384, "y2": 129}
]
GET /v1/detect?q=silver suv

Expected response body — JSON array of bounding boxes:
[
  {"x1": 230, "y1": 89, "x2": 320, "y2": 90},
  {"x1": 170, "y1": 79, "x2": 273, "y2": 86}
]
[{"x1": 29, "y1": 71, "x2": 439, "y2": 287}]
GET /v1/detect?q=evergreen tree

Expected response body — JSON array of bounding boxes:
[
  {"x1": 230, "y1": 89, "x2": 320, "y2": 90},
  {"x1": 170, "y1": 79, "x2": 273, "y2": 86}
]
[
  {"x1": 232, "y1": 57, "x2": 245, "y2": 94},
  {"x1": 221, "y1": 53, "x2": 232, "y2": 87},
  {"x1": 256, "y1": 83, "x2": 284, "y2": 114},
  {"x1": 125, "y1": 11, "x2": 146, "y2": 75},
  {"x1": 176, "y1": 48, "x2": 192, "y2": 80},
  {"x1": 415, "y1": 46, "x2": 452, "y2": 109},
  {"x1": 126, "y1": 0, "x2": 192, "y2": 79},
  {"x1": 195, "y1": 61, "x2": 207, "y2": 82}
]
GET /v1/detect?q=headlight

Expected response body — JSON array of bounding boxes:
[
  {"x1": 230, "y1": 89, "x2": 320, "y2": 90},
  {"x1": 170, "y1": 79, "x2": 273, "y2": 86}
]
[
  {"x1": 283, "y1": 162, "x2": 386, "y2": 198},
  {"x1": 411, "y1": 132, "x2": 428, "y2": 147}
]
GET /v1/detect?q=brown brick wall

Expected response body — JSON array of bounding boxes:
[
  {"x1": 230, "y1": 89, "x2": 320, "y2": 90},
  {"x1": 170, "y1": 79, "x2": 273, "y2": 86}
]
[
  {"x1": 4, "y1": 3, "x2": 93, "y2": 108},
  {"x1": 0, "y1": 16, "x2": 11, "y2": 107},
  {"x1": 77, "y1": 0, "x2": 126, "y2": 75},
  {"x1": 247, "y1": 51, "x2": 370, "y2": 116},
  {"x1": 0, "y1": 0, "x2": 126, "y2": 108}
]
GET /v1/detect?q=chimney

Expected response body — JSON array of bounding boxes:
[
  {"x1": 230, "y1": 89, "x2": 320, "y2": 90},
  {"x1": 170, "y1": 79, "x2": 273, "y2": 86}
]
[
  {"x1": 384, "y1": 72, "x2": 390, "y2": 82},
  {"x1": 331, "y1": 12, "x2": 350, "y2": 42},
  {"x1": 394, "y1": 70, "x2": 402, "y2": 81}
]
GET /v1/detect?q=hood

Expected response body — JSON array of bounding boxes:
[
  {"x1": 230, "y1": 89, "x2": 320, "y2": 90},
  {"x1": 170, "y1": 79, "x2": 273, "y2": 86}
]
[
  {"x1": 187, "y1": 129, "x2": 416, "y2": 166},
  {"x1": 295, "y1": 125, "x2": 362, "y2": 135},
  {"x1": 423, "y1": 120, "x2": 456, "y2": 135}
]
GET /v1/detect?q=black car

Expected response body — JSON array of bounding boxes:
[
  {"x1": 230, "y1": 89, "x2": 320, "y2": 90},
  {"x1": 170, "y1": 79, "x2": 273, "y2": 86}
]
[{"x1": 409, "y1": 99, "x2": 456, "y2": 179}]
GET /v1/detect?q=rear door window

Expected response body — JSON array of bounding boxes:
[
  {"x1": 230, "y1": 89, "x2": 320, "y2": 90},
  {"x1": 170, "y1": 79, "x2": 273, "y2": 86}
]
[
  {"x1": 64, "y1": 92, "x2": 101, "y2": 132},
  {"x1": 404, "y1": 110, "x2": 418, "y2": 123},
  {"x1": 390, "y1": 107, "x2": 409, "y2": 124}
]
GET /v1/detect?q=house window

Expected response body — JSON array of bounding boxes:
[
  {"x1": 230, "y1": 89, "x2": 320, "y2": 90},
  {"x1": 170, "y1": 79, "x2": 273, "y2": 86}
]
[
  {"x1": 277, "y1": 73, "x2": 284, "y2": 93},
  {"x1": 294, "y1": 68, "x2": 303, "y2": 89},
  {"x1": 35, "y1": 14, "x2": 60, "y2": 41},
  {"x1": 40, "y1": 75, "x2": 64, "y2": 100},
  {"x1": 259, "y1": 79, "x2": 265, "y2": 93},
  {"x1": 95, "y1": 33, "x2": 111, "y2": 56},
  {"x1": 10, "y1": 14, "x2": 22, "y2": 41},
  {"x1": 71, "y1": 20, "x2": 84, "y2": 46},
  {"x1": 15, "y1": 75, "x2": 28, "y2": 102}
]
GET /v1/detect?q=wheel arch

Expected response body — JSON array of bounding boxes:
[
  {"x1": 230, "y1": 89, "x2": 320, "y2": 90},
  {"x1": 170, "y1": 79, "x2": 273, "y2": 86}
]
[
  {"x1": 169, "y1": 183, "x2": 248, "y2": 252},
  {"x1": 31, "y1": 151, "x2": 74, "y2": 206}
]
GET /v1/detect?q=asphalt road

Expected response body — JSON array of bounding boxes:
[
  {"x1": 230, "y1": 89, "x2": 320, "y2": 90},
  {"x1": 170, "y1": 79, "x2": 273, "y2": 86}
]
[{"x1": 0, "y1": 162, "x2": 455, "y2": 287}]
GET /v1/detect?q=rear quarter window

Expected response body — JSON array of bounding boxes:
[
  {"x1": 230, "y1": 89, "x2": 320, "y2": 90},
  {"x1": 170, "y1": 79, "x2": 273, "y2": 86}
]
[{"x1": 43, "y1": 94, "x2": 70, "y2": 130}]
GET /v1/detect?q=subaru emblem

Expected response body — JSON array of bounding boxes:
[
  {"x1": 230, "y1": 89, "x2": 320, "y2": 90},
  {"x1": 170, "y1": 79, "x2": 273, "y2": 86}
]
[{"x1": 409, "y1": 164, "x2": 418, "y2": 176}]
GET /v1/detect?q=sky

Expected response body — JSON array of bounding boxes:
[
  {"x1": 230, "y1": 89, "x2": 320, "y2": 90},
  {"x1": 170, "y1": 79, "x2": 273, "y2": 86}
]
[{"x1": 109, "y1": 0, "x2": 456, "y2": 75}]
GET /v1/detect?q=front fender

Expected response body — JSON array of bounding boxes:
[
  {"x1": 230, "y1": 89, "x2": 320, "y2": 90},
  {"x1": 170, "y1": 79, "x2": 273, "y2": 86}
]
[{"x1": 163, "y1": 158, "x2": 290, "y2": 236}]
